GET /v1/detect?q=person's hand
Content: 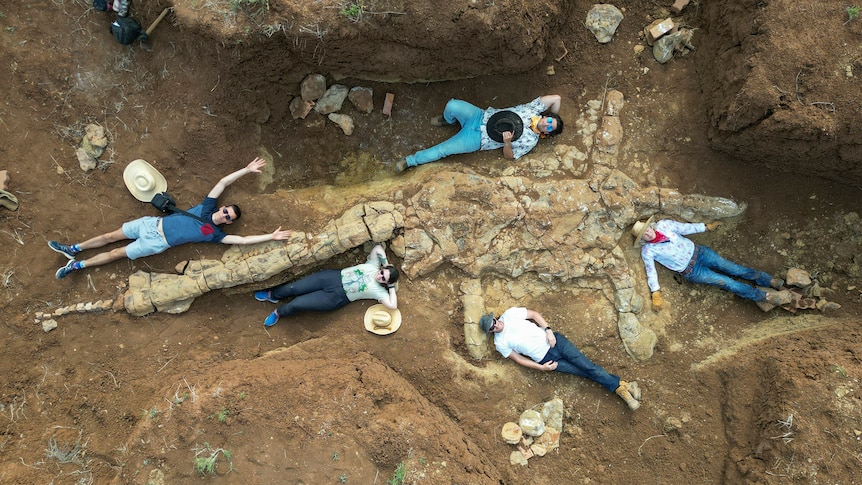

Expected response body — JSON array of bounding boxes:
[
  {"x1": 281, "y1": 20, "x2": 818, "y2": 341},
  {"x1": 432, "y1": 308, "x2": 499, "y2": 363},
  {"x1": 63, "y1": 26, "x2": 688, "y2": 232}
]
[
  {"x1": 545, "y1": 329, "x2": 557, "y2": 348},
  {"x1": 246, "y1": 157, "x2": 267, "y2": 173},
  {"x1": 706, "y1": 221, "x2": 723, "y2": 231},
  {"x1": 541, "y1": 361, "x2": 558, "y2": 371},
  {"x1": 502, "y1": 131, "x2": 514, "y2": 143},
  {"x1": 651, "y1": 291, "x2": 665, "y2": 312},
  {"x1": 271, "y1": 227, "x2": 292, "y2": 240}
]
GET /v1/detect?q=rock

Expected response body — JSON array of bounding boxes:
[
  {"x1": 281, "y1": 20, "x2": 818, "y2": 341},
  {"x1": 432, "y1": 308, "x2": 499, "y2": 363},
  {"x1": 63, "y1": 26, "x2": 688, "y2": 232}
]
[
  {"x1": 76, "y1": 147, "x2": 98, "y2": 171},
  {"x1": 595, "y1": 115, "x2": 623, "y2": 153},
  {"x1": 664, "y1": 416, "x2": 683, "y2": 433},
  {"x1": 519, "y1": 409, "x2": 545, "y2": 437},
  {"x1": 585, "y1": 4, "x2": 624, "y2": 44},
  {"x1": 646, "y1": 18, "x2": 675, "y2": 44},
  {"x1": 328, "y1": 113, "x2": 355, "y2": 135},
  {"x1": 786, "y1": 267, "x2": 812, "y2": 287},
  {"x1": 289, "y1": 97, "x2": 314, "y2": 120},
  {"x1": 42, "y1": 319, "x2": 58, "y2": 332},
  {"x1": 81, "y1": 124, "x2": 108, "y2": 158},
  {"x1": 0, "y1": 170, "x2": 9, "y2": 190},
  {"x1": 314, "y1": 84, "x2": 349, "y2": 115},
  {"x1": 348, "y1": 86, "x2": 374, "y2": 114},
  {"x1": 618, "y1": 312, "x2": 657, "y2": 361},
  {"x1": 536, "y1": 427, "x2": 561, "y2": 452},
  {"x1": 300, "y1": 73, "x2": 326, "y2": 101},
  {"x1": 501, "y1": 422, "x2": 522, "y2": 444},
  {"x1": 604, "y1": 90, "x2": 625, "y2": 116},
  {"x1": 510, "y1": 450, "x2": 529, "y2": 466},
  {"x1": 653, "y1": 31, "x2": 682, "y2": 63},
  {"x1": 530, "y1": 443, "x2": 548, "y2": 457},
  {"x1": 541, "y1": 398, "x2": 564, "y2": 431}
]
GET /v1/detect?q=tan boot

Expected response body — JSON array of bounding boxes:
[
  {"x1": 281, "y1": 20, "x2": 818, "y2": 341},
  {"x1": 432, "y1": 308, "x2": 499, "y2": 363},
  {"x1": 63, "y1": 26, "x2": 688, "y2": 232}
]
[
  {"x1": 615, "y1": 381, "x2": 641, "y2": 410},
  {"x1": 627, "y1": 381, "x2": 642, "y2": 401}
]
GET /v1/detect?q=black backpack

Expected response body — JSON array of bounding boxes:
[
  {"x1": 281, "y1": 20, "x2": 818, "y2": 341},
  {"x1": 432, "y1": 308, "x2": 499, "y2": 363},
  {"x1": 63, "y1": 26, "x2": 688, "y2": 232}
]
[{"x1": 110, "y1": 17, "x2": 144, "y2": 45}]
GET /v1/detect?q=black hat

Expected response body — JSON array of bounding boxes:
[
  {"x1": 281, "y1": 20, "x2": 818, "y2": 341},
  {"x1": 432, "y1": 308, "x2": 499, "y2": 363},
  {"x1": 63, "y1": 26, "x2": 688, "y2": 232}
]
[{"x1": 486, "y1": 110, "x2": 524, "y2": 143}]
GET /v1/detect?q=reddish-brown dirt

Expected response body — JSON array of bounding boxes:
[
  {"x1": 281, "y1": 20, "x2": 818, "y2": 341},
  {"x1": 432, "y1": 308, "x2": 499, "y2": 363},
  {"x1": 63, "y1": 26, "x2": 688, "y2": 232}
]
[{"x1": 1, "y1": 1, "x2": 861, "y2": 484}]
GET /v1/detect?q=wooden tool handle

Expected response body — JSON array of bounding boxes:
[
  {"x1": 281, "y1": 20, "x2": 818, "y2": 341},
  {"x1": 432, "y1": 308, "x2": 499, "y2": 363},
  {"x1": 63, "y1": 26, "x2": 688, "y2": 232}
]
[{"x1": 145, "y1": 8, "x2": 170, "y2": 36}]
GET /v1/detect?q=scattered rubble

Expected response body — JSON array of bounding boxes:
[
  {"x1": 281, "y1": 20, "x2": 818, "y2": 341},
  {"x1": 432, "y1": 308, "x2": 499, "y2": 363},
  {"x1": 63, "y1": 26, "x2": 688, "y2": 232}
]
[
  {"x1": 502, "y1": 398, "x2": 564, "y2": 466},
  {"x1": 755, "y1": 267, "x2": 842, "y2": 313},
  {"x1": 288, "y1": 73, "x2": 376, "y2": 132},
  {"x1": 75, "y1": 123, "x2": 108, "y2": 171}
]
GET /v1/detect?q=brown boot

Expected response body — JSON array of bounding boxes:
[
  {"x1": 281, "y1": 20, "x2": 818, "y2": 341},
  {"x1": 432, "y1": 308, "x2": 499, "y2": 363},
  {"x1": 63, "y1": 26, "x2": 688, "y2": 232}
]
[{"x1": 615, "y1": 381, "x2": 641, "y2": 410}]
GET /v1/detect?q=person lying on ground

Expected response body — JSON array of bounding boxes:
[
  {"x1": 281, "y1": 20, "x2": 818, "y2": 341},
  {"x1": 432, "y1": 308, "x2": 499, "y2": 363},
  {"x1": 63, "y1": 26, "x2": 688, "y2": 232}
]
[
  {"x1": 50, "y1": 157, "x2": 291, "y2": 279},
  {"x1": 395, "y1": 94, "x2": 563, "y2": 173},
  {"x1": 632, "y1": 217, "x2": 790, "y2": 311},
  {"x1": 254, "y1": 244, "x2": 399, "y2": 327},
  {"x1": 481, "y1": 307, "x2": 643, "y2": 410}
]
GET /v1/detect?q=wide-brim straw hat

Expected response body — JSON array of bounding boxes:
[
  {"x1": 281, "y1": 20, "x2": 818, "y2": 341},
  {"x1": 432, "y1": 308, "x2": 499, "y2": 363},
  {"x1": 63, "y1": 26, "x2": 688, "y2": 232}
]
[
  {"x1": 364, "y1": 304, "x2": 402, "y2": 335},
  {"x1": 631, "y1": 215, "x2": 655, "y2": 247},
  {"x1": 123, "y1": 159, "x2": 167, "y2": 202}
]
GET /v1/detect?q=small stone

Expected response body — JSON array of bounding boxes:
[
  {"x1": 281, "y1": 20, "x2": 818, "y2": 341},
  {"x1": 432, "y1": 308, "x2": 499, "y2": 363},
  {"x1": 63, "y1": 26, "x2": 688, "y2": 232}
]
[
  {"x1": 510, "y1": 450, "x2": 528, "y2": 466},
  {"x1": 519, "y1": 409, "x2": 545, "y2": 437},
  {"x1": 347, "y1": 86, "x2": 374, "y2": 114},
  {"x1": 42, "y1": 319, "x2": 58, "y2": 332},
  {"x1": 383, "y1": 93, "x2": 395, "y2": 116},
  {"x1": 546, "y1": 65, "x2": 555, "y2": 75},
  {"x1": 76, "y1": 303, "x2": 86, "y2": 313},
  {"x1": 328, "y1": 113, "x2": 355, "y2": 136},
  {"x1": 501, "y1": 422, "x2": 523, "y2": 444}
]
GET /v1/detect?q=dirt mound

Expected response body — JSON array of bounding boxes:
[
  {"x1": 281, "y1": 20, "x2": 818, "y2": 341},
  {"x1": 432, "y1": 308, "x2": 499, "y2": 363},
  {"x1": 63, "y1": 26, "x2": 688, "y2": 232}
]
[{"x1": 696, "y1": 0, "x2": 862, "y2": 186}]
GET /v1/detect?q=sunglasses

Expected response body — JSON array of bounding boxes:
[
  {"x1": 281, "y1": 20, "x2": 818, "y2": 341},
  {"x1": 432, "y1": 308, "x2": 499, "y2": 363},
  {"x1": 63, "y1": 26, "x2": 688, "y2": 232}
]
[
  {"x1": 222, "y1": 208, "x2": 232, "y2": 221},
  {"x1": 489, "y1": 318, "x2": 500, "y2": 332},
  {"x1": 378, "y1": 269, "x2": 389, "y2": 283},
  {"x1": 544, "y1": 117, "x2": 554, "y2": 133}
]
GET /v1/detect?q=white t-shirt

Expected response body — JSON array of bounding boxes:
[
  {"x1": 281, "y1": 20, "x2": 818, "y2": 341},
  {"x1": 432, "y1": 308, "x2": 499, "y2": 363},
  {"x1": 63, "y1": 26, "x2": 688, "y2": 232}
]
[{"x1": 493, "y1": 307, "x2": 551, "y2": 362}]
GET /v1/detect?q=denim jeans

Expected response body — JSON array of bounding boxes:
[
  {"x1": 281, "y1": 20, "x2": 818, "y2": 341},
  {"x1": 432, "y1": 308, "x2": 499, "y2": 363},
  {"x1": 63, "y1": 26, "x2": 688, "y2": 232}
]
[
  {"x1": 538, "y1": 333, "x2": 620, "y2": 393},
  {"x1": 270, "y1": 269, "x2": 351, "y2": 317},
  {"x1": 683, "y1": 246, "x2": 772, "y2": 302},
  {"x1": 406, "y1": 99, "x2": 484, "y2": 166}
]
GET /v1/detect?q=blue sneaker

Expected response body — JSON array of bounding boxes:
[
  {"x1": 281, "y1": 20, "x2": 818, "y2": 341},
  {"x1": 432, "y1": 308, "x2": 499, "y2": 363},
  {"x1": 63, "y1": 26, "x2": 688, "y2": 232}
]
[
  {"x1": 49, "y1": 241, "x2": 78, "y2": 260},
  {"x1": 254, "y1": 290, "x2": 278, "y2": 303},
  {"x1": 55, "y1": 260, "x2": 77, "y2": 279},
  {"x1": 263, "y1": 312, "x2": 279, "y2": 327}
]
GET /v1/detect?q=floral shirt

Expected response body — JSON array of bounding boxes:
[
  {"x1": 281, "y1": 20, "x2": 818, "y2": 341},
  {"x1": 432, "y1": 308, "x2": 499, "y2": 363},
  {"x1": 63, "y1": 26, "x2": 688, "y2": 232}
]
[
  {"x1": 640, "y1": 220, "x2": 706, "y2": 292},
  {"x1": 479, "y1": 97, "x2": 548, "y2": 160}
]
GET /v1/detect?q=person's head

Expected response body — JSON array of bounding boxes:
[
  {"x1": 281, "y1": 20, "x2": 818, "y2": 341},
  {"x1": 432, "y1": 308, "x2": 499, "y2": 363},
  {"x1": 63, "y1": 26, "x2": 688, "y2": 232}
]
[
  {"x1": 213, "y1": 204, "x2": 242, "y2": 225},
  {"x1": 539, "y1": 113, "x2": 564, "y2": 137},
  {"x1": 374, "y1": 264, "x2": 400, "y2": 286},
  {"x1": 479, "y1": 312, "x2": 504, "y2": 334},
  {"x1": 631, "y1": 216, "x2": 656, "y2": 247}
]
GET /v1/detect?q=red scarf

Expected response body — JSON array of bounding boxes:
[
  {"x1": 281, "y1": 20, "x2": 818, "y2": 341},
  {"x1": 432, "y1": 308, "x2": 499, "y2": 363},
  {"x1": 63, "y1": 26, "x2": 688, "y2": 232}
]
[{"x1": 650, "y1": 231, "x2": 669, "y2": 244}]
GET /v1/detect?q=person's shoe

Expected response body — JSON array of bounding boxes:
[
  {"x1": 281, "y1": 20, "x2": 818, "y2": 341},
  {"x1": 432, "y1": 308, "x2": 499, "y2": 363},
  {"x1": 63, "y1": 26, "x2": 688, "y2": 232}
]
[
  {"x1": 395, "y1": 159, "x2": 408, "y2": 174},
  {"x1": 55, "y1": 260, "x2": 77, "y2": 280},
  {"x1": 430, "y1": 115, "x2": 451, "y2": 127},
  {"x1": 615, "y1": 381, "x2": 641, "y2": 410},
  {"x1": 763, "y1": 289, "x2": 792, "y2": 306},
  {"x1": 626, "y1": 381, "x2": 642, "y2": 401},
  {"x1": 49, "y1": 241, "x2": 78, "y2": 260},
  {"x1": 769, "y1": 278, "x2": 785, "y2": 290},
  {"x1": 263, "y1": 311, "x2": 280, "y2": 327},
  {"x1": 254, "y1": 290, "x2": 278, "y2": 303}
]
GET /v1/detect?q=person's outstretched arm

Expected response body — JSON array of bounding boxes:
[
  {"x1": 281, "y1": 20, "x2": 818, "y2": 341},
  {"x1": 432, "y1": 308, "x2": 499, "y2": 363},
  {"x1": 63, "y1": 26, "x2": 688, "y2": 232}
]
[
  {"x1": 539, "y1": 95, "x2": 562, "y2": 114},
  {"x1": 207, "y1": 157, "x2": 266, "y2": 199},
  {"x1": 221, "y1": 227, "x2": 291, "y2": 245},
  {"x1": 368, "y1": 244, "x2": 388, "y2": 265}
]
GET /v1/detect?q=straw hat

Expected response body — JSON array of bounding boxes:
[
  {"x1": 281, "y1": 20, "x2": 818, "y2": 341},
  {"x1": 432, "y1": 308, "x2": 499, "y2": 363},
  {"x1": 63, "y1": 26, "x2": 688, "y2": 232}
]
[
  {"x1": 123, "y1": 159, "x2": 167, "y2": 202},
  {"x1": 630, "y1": 215, "x2": 655, "y2": 247},
  {"x1": 363, "y1": 304, "x2": 402, "y2": 335}
]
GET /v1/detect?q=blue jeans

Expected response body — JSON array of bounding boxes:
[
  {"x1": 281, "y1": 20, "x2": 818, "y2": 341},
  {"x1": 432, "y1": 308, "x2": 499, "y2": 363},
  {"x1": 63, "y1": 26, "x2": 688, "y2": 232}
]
[
  {"x1": 270, "y1": 270, "x2": 351, "y2": 317},
  {"x1": 406, "y1": 99, "x2": 484, "y2": 166},
  {"x1": 538, "y1": 333, "x2": 620, "y2": 393},
  {"x1": 683, "y1": 246, "x2": 772, "y2": 302}
]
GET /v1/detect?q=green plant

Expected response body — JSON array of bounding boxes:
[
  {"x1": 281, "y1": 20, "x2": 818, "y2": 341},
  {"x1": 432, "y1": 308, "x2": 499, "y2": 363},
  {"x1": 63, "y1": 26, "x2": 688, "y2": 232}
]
[
  {"x1": 847, "y1": 5, "x2": 860, "y2": 24},
  {"x1": 338, "y1": 474, "x2": 347, "y2": 483},
  {"x1": 193, "y1": 442, "x2": 233, "y2": 475},
  {"x1": 339, "y1": 2, "x2": 364, "y2": 22},
  {"x1": 832, "y1": 364, "x2": 847, "y2": 377},
  {"x1": 143, "y1": 407, "x2": 160, "y2": 421},
  {"x1": 387, "y1": 462, "x2": 406, "y2": 485},
  {"x1": 239, "y1": 391, "x2": 247, "y2": 400},
  {"x1": 332, "y1": 452, "x2": 339, "y2": 461},
  {"x1": 209, "y1": 407, "x2": 230, "y2": 423}
]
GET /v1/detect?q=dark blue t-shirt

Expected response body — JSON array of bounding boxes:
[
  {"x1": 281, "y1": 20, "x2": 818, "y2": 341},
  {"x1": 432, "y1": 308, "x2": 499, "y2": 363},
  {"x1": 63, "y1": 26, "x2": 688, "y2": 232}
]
[{"x1": 162, "y1": 197, "x2": 227, "y2": 247}]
